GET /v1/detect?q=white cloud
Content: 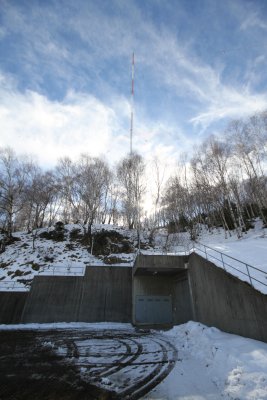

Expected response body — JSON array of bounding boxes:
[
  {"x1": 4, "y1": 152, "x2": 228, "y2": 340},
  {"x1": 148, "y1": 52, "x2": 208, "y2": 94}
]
[
  {"x1": 190, "y1": 86, "x2": 267, "y2": 130},
  {"x1": 137, "y1": 25, "x2": 267, "y2": 131},
  {"x1": 240, "y1": 11, "x2": 267, "y2": 31},
  {"x1": 0, "y1": 74, "x2": 121, "y2": 167},
  {"x1": 0, "y1": 71, "x2": 190, "y2": 170},
  {"x1": 0, "y1": 26, "x2": 6, "y2": 39}
]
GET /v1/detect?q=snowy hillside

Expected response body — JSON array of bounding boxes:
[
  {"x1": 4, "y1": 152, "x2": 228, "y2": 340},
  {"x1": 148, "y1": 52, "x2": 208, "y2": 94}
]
[
  {"x1": 0, "y1": 223, "x2": 138, "y2": 291},
  {"x1": 195, "y1": 220, "x2": 267, "y2": 294},
  {"x1": 0, "y1": 220, "x2": 267, "y2": 293}
]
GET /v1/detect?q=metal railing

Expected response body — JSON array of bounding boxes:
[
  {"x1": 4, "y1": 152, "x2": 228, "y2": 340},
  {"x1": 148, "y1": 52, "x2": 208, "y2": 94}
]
[
  {"x1": 0, "y1": 280, "x2": 31, "y2": 291},
  {"x1": 192, "y1": 242, "x2": 267, "y2": 292},
  {"x1": 0, "y1": 259, "x2": 136, "y2": 291},
  {"x1": 141, "y1": 244, "x2": 193, "y2": 256},
  {"x1": 39, "y1": 264, "x2": 85, "y2": 276},
  {"x1": 1, "y1": 243, "x2": 266, "y2": 292}
]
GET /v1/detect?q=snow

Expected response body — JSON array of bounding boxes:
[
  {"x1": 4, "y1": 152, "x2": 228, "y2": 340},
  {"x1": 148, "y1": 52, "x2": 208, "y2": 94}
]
[
  {"x1": 143, "y1": 321, "x2": 267, "y2": 400},
  {"x1": 195, "y1": 220, "x2": 267, "y2": 294},
  {"x1": 0, "y1": 321, "x2": 266, "y2": 399},
  {"x1": 0, "y1": 224, "x2": 136, "y2": 291},
  {"x1": 0, "y1": 321, "x2": 134, "y2": 331}
]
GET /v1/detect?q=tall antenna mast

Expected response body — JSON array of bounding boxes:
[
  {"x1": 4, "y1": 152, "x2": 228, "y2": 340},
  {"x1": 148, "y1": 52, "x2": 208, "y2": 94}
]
[{"x1": 130, "y1": 52, "x2": 135, "y2": 155}]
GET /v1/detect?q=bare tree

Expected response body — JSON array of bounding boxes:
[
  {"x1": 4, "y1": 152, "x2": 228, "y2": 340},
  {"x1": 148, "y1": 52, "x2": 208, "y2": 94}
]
[
  {"x1": 69, "y1": 154, "x2": 111, "y2": 246},
  {"x1": 55, "y1": 157, "x2": 75, "y2": 224},
  {"x1": 150, "y1": 156, "x2": 166, "y2": 228},
  {"x1": 117, "y1": 152, "x2": 145, "y2": 230},
  {"x1": 0, "y1": 147, "x2": 33, "y2": 238},
  {"x1": 227, "y1": 119, "x2": 267, "y2": 224}
]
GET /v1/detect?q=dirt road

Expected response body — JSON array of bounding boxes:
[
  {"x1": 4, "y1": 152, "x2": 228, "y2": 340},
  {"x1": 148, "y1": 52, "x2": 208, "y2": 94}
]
[{"x1": 0, "y1": 328, "x2": 177, "y2": 400}]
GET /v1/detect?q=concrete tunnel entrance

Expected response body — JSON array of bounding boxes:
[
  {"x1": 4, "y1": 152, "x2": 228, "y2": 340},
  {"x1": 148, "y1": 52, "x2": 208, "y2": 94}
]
[{"x1": 132, "y1": 254, "x2": 193, "y2": 326}]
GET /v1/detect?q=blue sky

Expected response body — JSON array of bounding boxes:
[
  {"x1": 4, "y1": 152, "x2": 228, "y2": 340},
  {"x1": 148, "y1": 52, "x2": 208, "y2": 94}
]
[{"x1": 1, "y1": 0, "x2": 267, "y2": 168}]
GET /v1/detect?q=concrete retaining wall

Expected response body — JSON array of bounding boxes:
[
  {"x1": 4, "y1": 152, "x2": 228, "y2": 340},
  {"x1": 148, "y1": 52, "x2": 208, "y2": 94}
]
[
  {"x1": 188, "y1": 252, "x2": 267, "y2": 342},
  {"x1": 173, "y1": 271, "x2": 193, "y2": 324},
  {"x1": 1, "y1": 252, "x2": 267, "y2": 345},
  {"x1": 21, "y1": 276, "x2": 83, "y2": 323},
  {"x1": 79, "y1": 267, "x2": 132, "y2": 322},
  {"x1": 0, "y1": 292, "x2": 28, "y2": 324},
  {"x1": 21, "y1": 266, "x2": 132, "y2": 323}
]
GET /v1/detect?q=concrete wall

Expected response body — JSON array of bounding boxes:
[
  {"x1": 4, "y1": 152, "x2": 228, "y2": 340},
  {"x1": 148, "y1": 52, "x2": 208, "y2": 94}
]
[
  {"x1": 173, "y1": 271, "x2": 193, "y2": 324},
  {"x1": 21, "y1": 266, "x2": 132, "y2": 323},
  {"x1": 188, "y1": 252, "x2": 267, "y2": 343},
  {"x1": 0, "y1": 292, "x2": 28, "y2": 324},
  {"x1": 134, "y1": 254, "x2": 188, "y2": 271},
  {"x1": 21, "y1": 276, "x2": 83, "y2": 323},
  {"x1": 79, "y1": 267, "x2": 132, "y2": 322},
  {"x1": 1, "y1": 252, "x2": 267, "y2": 345}
]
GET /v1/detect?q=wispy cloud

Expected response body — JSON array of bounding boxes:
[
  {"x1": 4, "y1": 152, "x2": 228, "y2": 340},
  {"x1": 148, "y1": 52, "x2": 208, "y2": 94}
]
[
  {"x1": 0, "y1": 73, "x2": 115, "y2": 166},
  {"x1": 1, "y1": 0, "x2": 267, "y2": 166},
  {"x1": 0, "y1": 70, "x2": 187, "y2": 168},
  {"x1": 240, "y1": 11, "x2": 267, "y2": 31}
]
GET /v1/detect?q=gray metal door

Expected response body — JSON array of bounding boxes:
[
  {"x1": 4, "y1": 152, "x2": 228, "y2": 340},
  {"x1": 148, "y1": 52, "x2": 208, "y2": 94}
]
[{"x1": 135, "y1": 295, "x2": 172, "y2": 324}]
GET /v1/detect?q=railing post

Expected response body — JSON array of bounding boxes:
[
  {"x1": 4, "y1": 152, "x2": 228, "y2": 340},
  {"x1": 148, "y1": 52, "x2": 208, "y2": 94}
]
[
  {"x1": 204, "y1": 244, "x2": 208, "y2": 260},
  {"x1": 245, "y1": 264, "x2": 253, "y2": 287},
  {"x1": 221, "y1": 252, "x2": 226, "y2": 271}
]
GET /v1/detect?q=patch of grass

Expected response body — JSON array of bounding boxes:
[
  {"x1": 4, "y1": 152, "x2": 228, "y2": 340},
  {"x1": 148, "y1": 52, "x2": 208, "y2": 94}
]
[
  {"x1": 65, "y1": 243, "x2": 75, "y2": 251},
  {"x1": 20, "y1": 243, "x2": 30, "y2": 249},
  {"x1": 12, "y1": 270, "x2": 24, "y2": 277},
  {"x1": 0, "y1": 262, "x2": 12, "y2": 269},
  {"x1": 8, "y1": 236, "x2": 21, "y2": 244},
  {"x1": 17, "y1": 278, "x2": 32, "y2": 286},
  {"x1": 39, "y1": 229, "x2": 66, "y2": 242},
  {"x1": 31, "y1": 263, "x2": 40, "y2": 271},
  {"x1": 93, "y1": 230, "x2": 134, "y2": 256},
  {"x1": 8, "y1": 269, "x2": 33, "y2": 279},
  {"x1": 43, "y1": 255, "x2": 54, "y2": 262},
  {"x1": 102, "y1": 255, "x2": 130, "y2": 264},
  {"x1": 69, "y1": 228, "x2": 83, "y2": 241}
]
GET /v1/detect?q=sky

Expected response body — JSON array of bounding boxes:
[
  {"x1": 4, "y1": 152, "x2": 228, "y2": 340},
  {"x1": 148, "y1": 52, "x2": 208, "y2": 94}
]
[{"x1": 1, "y1": 0, "x2": 267, "y2": 169}]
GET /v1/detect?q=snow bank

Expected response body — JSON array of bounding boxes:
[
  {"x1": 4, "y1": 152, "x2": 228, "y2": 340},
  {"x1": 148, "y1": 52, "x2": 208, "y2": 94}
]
[{"x1": 145, "y1": 321, "x2": 267, "y2": 399}]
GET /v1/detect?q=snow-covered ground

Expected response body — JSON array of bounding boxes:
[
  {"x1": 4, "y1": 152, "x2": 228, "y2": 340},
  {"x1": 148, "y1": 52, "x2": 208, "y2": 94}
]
[
  {"x1": 0, "y1": 321, "x2": 266, "y2": 400},
  {"x1": 0, "y1": 224, "x2": 136, "y2": 291},
  {"x1": 195, "y1": 220, "x2": 267, "y2": 294},
  {"x1": 144, "y1": 321, "x2": 267, "y2": 400}
]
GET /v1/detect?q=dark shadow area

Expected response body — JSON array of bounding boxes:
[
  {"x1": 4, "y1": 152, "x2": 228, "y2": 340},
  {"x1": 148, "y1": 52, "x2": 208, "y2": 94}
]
[{"x1": 0, "y1": 330, "x2": 117, "y2": 400}]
